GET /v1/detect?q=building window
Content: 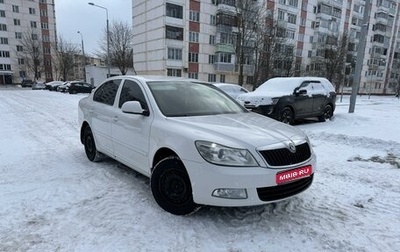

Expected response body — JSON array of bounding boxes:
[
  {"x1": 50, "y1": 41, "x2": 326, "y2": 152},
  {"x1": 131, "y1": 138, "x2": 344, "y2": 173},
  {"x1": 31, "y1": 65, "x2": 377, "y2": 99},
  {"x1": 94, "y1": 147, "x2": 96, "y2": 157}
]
[
  {"x1": 208, "y1": 74, "x2": 216, "y2": 82},
  {"x1": 15, "y1": 32, "x2": 22, "y2": 39},
  {"x1": 40, "y1": 0, "x2": 47, "y2": 3},
  {"x1": 188, "y1": 52, "x2": 199, "y2": 63},
  {"x1": 210, "y1": 15, "x2": 216, "y2": 25},
  {"x1": 0, "y1": 64, "x2": 11, "y2": 70},
  {"x1": 12, "y1": 5, "x2": 19, "y2": 13},
  {"x1": 189, "y1": 11, "x2": 200, "y2": 22},
  {"x1": 246, "y1": 76, "x2": 254, "y2": 85},
  {"x1": 29, "y1": 8, "x2": 35, "y2": 14},
  {"x1": 166, "y1": 25, "x2": 183, "y2": 40},
  {"x1": 189, "y1": 32, "x2": 199, "y2": 43},
  {"x1": 209, "y1": 55, "x2": 215, "y2": 64},
  {"x1": 0, "y1": 37, "x2": 8, "y2": 44},
  {"x1": 18, "y1": 58, "x2": 25, "y2": 65},
  {"x1": 0, "y1": 24, "x2": 6, "y2": 31},
  {"x1": 217, "y1": 53, "x2": 232, "y2": 63},
  {"x1": 288, "y1": 0, "x2": 298, "y2": 7},
  {"x1": 31, "y1": 21, "x2": 37, "y2": 28},
  {"x1": 43, "y1": 47, "x2": 51, "y2": 54},
  {"x1": 41, "y1": 23, "x2": 49, "y2": 29},
  {"x1": 219, "y1": 32, "x2": 234, "y2": 44},
  {"x1": 19, "y1": 71, "x2": 26, "y2": 78},
  {"x1": 188, "y1": 73, "x2": 198, "y2": 79},
  {"x1": 14, "y1": 19, "x2": 21, "y2": 26},
  {"x1": 167, "y1": 47, "x2": 182, "y2": 60},
  {"x1": 31, "y1": 34, "x2": 38, "y2": 40},
  {"x1": 40, "y1": 9, "x2": 48, "y2": 16},
  {"x1": 278, "y1": 9, "x2": 285, "y2": 20},
  {"x1": 209, "y1": 35, "x2": 215, "y2": 45},
  {"x1": 220, "y1": 75, "x2": 225, "y2": 83},
  {"x1": 0, "y1": 51, "x2": 9, "y2": 57},
  {"x1": 167, "y1": 68, "x2": 182, "y2": 77},
  {"x1": 43, "y1": 35, "x2": 50, "y2": 42},
  {"x1": 166, "y1": 3, "x2": 183, "y2": 19},
  {"x1": 0, "y1": 10, "x2": 5, "y2": 17},
  {"x1": 287, "y1": 13, "x2": 297, "y2": 24},
  {"x1": 16, "y1": 45, "x2": 23, "y2": 52}
]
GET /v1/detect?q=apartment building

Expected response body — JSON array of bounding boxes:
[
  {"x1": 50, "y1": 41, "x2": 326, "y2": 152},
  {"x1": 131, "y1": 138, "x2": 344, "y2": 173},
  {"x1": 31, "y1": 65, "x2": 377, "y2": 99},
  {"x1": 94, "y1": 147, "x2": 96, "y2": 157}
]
[
  {"x1": 133, "y1": 0, "x2": 400, "y2": 94},
  {"x1": 0, "y1": 0, "x2": 56, "y2": 84}
]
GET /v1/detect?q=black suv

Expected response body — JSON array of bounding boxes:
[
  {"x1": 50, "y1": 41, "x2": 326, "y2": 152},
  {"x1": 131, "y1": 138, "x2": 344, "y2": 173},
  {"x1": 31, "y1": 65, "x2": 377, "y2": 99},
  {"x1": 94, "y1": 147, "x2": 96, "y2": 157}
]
[{"x1": 236, "y1": 77, "x2": 337, "y2": 124}]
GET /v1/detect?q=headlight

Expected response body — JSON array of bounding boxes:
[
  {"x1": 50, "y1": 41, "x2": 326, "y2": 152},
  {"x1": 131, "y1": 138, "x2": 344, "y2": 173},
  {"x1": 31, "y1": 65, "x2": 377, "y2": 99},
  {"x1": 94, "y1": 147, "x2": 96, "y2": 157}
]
[
  {"x1": 271, "y1": 98, "x2": 279, "y2": 105},
  {"x1": 195, "y1": 141, "x2": 258, "y2": 166}
]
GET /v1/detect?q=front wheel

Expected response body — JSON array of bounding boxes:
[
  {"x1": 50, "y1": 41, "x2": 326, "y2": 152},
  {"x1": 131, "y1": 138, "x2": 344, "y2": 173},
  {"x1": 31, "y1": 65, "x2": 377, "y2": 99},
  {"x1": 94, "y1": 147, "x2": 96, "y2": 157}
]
[
  {"x1": 83, "y1": 127, "x2": 101, "y2": 162},
  {"x1": 318, "y1": 104, "x2": 333, "y2": 122},
  {"x1": 280, "y1": 107, "x2": 294, "y2": 125},
  {"x1": 151, "y1": 156, "x2": 200, "y2": 215}
]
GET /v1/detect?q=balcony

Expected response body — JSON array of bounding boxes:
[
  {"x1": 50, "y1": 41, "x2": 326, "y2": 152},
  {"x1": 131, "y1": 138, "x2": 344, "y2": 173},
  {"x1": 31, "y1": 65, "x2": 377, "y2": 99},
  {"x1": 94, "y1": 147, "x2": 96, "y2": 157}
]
[
  {"x1": 214, "y1": 62, "x2": 235, "y2": 72},
  {"x1": 217, "y1": 3, "x2": 237, "y2": 16},
  {"x1": 215, "y1": 44, "x2": 235, "y2": 53}
]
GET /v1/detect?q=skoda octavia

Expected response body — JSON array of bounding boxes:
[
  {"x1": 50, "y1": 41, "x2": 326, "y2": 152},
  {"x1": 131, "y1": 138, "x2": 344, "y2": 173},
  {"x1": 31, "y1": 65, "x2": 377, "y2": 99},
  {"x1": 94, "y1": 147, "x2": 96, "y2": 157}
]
[{"x1": 78, "y1": 76, "x2": 316, "y2": 215}]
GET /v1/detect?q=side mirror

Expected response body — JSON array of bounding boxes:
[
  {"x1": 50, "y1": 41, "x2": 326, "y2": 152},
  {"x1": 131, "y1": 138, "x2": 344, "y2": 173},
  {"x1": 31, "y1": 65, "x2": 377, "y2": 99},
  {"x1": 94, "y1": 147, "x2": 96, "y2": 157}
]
[
  {"x1": 294, "y1": 87, "x2": 307, "y2": 95},
  {"x1": 121, "y1": 101, "x2": 150, "y2": 116}
]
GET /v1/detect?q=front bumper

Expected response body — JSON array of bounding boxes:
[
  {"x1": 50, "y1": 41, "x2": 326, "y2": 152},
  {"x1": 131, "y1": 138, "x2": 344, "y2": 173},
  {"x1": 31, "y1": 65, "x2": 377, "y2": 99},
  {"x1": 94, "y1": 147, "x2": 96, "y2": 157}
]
[{"x1": 183, "y1": 153, "x2": 316, "y2": 207}]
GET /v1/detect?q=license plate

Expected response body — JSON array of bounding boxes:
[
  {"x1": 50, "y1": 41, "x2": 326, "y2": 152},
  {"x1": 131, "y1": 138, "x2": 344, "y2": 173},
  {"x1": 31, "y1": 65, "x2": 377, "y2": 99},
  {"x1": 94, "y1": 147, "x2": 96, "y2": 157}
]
[{"x1": 276, "y1": 165, "x2": 313, "y2": 185}]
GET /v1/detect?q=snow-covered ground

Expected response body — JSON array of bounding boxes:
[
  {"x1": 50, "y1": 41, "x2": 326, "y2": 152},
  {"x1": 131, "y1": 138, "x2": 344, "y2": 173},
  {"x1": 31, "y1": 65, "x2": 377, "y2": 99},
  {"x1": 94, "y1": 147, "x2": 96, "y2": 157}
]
[{"x1": 0, "y1": 86, "x2": 399, "y2": 252}]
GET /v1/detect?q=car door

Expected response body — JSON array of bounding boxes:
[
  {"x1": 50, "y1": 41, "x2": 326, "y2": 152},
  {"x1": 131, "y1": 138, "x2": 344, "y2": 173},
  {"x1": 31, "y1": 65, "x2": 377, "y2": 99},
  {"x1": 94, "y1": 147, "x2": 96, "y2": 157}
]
[
  {"x1": 90, "y1": 79, "x2": 121, "y2": 155},
  {"x1": 310, "y1": 81, "x2": 327, "y2": 114},
  {"x1": 111, "y1": 79, "x2": 153, "y2": 175},
  {"x1": 293, "y1": 81, "x2": 314, "y2": 118}
]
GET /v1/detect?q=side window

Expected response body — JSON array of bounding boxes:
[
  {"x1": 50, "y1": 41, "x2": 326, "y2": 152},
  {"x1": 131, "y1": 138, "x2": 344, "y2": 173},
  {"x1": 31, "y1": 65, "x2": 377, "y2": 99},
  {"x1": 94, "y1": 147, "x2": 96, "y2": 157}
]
[
  {"x1": 93, "y1": 79, "x2": 121, "y2": 106},
  {"x1": 299, "y1": 81, "x2": 310, "y2": 89},
  {"x1": 118, "y1": 80, "x2": 148, "y2": 110},
  {"x1": 312, "y1": 82, "x2": 326, "y2": 95}
]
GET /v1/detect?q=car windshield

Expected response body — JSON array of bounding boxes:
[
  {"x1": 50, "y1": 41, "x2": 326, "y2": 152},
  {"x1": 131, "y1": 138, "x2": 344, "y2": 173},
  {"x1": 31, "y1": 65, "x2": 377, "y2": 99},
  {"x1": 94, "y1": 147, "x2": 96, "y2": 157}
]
[
  {"x1": 147, "y1": 81, "x2": 247, "y2": 117},
  {"x1": 255, "y1": 78, "x2": 301, "y2": 93}
]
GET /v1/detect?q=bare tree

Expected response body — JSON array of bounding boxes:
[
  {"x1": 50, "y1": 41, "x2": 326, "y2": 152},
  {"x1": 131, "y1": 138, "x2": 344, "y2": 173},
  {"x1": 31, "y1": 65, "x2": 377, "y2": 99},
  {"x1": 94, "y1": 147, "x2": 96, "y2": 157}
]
[
  {"x1": 17, "y1": 29, "x2": 44, "y2": 80},
  {"x1": 54, "y1": 37, "x2": 80, "y2": 81},
  {"x1": 98, "y1": 20, "x2": 134, "y2": 75},
  {"x1": 307, "y1": 32, "x2": 349, "y2": 92}
]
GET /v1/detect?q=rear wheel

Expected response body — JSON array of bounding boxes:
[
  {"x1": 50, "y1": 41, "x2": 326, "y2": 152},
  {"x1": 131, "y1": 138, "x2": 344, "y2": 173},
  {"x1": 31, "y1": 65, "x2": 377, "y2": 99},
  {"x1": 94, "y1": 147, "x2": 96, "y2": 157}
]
[
  {"x1": 318, "y1": 104, "x2": 333, "y2": 122},
  {"x1": 83, "y1": 127, "x2": 101, "y2": 162},
  {"x1": 151, "y1": 156, "x2": 199, "y2": 215},
  {"x1": 280, "y1": 107, "x2": 294, "y2": 125}
]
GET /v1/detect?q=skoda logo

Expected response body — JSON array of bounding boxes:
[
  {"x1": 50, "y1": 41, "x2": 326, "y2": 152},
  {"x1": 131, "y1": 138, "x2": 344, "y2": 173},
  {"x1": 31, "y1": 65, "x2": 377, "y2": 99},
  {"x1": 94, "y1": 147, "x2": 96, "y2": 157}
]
[{"x1": 288, "y1": 142, "x2": 296, "y2": 153}]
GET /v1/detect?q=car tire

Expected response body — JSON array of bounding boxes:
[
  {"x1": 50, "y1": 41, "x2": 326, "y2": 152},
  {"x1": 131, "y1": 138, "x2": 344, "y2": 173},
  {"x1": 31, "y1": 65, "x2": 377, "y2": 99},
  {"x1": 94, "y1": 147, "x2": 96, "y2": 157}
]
[
  {"x1": 70, "y1": 90, "x2": 77, "y2": 94},
  {"x1": 280, "y1": 107, "x2": 294, "y2": 125},
  {"x1": 150, "y1": 156, "x2": 200, "y2": 215},
  {"x1": 318, "y1": 104, "x2": 333, "y2": 122},
  {"x1": 83, "y1": 126, "x2": 102, "y2": 162}
]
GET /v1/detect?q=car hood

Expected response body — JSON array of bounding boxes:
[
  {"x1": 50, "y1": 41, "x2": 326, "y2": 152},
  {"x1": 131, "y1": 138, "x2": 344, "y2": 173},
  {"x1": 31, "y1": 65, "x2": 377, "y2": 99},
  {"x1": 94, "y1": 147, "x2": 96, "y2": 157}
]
[
  {"x1": 236, "y1": 90, "x2": 291, "y2": 106},
  {"x1": 166, "y1": 112, "x2": 306, "y2": 149}
]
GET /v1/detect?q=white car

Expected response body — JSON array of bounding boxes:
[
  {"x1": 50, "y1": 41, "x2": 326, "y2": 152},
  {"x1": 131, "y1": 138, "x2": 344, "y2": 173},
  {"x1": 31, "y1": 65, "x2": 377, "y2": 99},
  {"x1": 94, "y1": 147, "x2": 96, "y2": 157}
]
[
  {"x1": 213, "y1": 83, "x2": 249, "y2": 99},
  {"x1": 78, "y1": 76, "x2": 316, "y2": 215}
]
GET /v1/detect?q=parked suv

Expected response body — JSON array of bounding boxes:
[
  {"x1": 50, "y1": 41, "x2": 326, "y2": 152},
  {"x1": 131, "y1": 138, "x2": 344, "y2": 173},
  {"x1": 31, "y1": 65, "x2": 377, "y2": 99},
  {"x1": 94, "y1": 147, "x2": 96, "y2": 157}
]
[
  {"x1": 237, "y1": 77, "x2": 336, "y2": 124},
  {"x1": 79, "y1": 76, "x2": 315, "y2": 215}
]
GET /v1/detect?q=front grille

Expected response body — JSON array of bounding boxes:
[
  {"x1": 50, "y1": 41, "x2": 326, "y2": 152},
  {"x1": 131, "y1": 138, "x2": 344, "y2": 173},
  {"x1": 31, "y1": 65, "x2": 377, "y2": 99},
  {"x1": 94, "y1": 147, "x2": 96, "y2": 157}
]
[
  {"x1": 257, "y1": 174, "x2": 313, "y2": 202},
  {"x1": 259, "y1": 142, "x2": 311, "y2": 166}
]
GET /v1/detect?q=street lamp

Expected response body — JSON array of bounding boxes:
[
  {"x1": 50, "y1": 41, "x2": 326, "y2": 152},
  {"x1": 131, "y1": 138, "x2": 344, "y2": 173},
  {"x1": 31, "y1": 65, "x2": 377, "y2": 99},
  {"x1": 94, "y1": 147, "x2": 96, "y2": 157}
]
[
  {"x1": 88, "y1": 2, "x2": 110, "y2": 78},
  {"x1": 77, "y1": 31, "x2": 86, "y2": 81}
]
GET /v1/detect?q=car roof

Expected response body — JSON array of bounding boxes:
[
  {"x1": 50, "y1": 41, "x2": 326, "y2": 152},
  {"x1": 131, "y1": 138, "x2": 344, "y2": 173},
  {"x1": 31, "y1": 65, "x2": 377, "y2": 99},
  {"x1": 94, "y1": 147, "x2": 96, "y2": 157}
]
[{"x1": 106, "y1": 75, "x2": 210, "y2": 84}]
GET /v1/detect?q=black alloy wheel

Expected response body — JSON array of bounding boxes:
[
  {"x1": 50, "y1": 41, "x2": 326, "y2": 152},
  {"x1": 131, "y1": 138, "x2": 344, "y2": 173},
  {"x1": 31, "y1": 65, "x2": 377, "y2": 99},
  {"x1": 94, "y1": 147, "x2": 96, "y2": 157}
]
[
  {"x1": 280, "y1": 107, "x2": 294, "y2": 125},
  {"x1": 318, "y1": 104, "x2": 333, "y2": 122}
]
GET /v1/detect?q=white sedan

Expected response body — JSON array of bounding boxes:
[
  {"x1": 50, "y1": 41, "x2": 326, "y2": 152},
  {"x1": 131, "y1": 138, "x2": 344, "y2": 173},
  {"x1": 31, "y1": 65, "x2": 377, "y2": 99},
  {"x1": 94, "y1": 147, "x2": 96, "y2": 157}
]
[{"x1": 78, "y1": 76, "x2": 316, "y2": 215}]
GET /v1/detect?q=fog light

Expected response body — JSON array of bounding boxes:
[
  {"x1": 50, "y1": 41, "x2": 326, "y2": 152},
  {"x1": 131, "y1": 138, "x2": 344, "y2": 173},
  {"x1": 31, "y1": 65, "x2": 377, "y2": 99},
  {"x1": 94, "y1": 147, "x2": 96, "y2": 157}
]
[{"x1": 212, "y1": 188, "x2": 248, "y2": 199}]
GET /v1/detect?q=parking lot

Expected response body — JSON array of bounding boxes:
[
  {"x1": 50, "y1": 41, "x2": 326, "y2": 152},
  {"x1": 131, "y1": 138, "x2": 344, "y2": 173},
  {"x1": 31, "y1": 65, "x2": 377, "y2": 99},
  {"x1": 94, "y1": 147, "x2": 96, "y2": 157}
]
[{"x1": 0, "y1": 87, "x2": 399, "y2": 252}]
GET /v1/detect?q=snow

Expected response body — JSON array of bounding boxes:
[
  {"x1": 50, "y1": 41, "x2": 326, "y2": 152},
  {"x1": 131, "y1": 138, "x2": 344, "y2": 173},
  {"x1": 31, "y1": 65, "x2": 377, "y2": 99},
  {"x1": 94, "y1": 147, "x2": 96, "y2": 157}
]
[{"x1": 1, "y1": 87, "x2": 399, "y2": 252}]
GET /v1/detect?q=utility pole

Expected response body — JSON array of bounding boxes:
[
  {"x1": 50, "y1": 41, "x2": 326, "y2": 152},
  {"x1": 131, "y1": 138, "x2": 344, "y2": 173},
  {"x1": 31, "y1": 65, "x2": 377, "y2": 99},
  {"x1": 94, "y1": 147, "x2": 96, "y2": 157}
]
[{"x1": 349, "y1": 0, "x2": 370, "y2": 113}]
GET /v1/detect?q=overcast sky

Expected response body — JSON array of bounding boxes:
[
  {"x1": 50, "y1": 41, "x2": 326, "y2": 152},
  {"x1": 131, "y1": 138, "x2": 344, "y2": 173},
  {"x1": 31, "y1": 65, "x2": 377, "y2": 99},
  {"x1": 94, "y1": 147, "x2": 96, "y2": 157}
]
[{"x1": 55, "y1": 0, "x2": 132, "y2": 56}]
